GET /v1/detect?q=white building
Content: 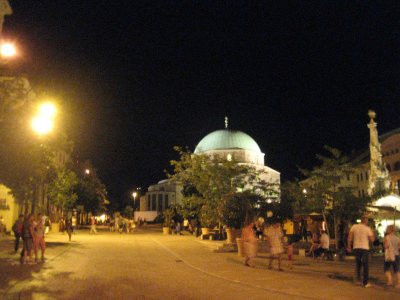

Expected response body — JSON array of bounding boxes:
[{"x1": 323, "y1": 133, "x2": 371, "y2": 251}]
[{"x1": 137, "y1": 122, "x2": 280, "y2": 220}]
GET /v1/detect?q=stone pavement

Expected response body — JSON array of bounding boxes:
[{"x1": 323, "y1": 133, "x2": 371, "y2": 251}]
[{"x1": 0, "y1": 229, "x2": 399, "y2": 299}]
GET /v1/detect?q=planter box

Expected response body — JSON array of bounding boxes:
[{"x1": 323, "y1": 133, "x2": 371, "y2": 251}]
[{"x1": 299, "y1": 249, "x2": 306, "y2": 257}]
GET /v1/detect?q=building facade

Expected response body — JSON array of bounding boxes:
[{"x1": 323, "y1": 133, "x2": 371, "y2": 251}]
[{"x1": 138, "y1": 122, "x2": 281, "y2": 219}]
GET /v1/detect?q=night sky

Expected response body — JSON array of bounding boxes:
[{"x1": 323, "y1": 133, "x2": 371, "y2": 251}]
[{"x1": 5, "y1": 1, "x2": 400, "y2": 205}]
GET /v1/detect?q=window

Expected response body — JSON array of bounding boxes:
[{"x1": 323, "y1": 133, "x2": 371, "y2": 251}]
[
  {"x1": 346, "y1": 174, "x2": 350, "y2": 181},
  {"x1": 365, "y1": 172, "x2": 368, "y2": 180},
  {"x1": 147, "y1": 195, "x2": 151, "y2": 210},
  {"x1": 164, "y1": 194, "x2": 169, "y2": 209},
  {"x1": 151, "y1": 194, "x2": 156, "y2": 211},
  {"x1": 357, "y1": 175, "x2": 359, "y2": 182},
  {"x1": 360, "y1": 173, "x2": 363, "y2": 181},
  {"x1": 361, "y1": 190, "x2": 365, "y2": 197},
  {"x1": 387, "y1": 164, "x2": 392, "y2": 172},
  {"x1": 158, "y1": 194, "x2": 163, "y2": 211},
  {"x1": 358, "y1": 190, "x2": 361, "y2": 197},
  {"x1": 396, "y1": 149, "x2": 399, "y2": 153},
  {"x1": 394, "y1": 161, "x2": 400, "y2": 171},
  {"x1": 227, "y1": 153, "x2": 232, "y2": 161}
]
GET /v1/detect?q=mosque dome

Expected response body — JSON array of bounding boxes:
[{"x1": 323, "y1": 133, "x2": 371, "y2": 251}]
[{"x1": 194, "y1": 129, "x2": 262, "y2": 154}]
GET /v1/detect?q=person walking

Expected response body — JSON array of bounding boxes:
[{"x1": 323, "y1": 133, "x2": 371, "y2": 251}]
[
  {"x1": 44, "y1": 217, "x2": 51, "y2": 235},
  {"x1": 21, "y1": 214, "x2": 35, "y2": 264},
  {"x1": 71, "y1": 215, "x2": 77, "y2": 234},
  {"x1": 347, "y1": 216, "x2": 375, "y2": 288},
  {"x1": 65, "y1": 218, "x2": 73, "y2": 241},
  {"x1": 242, "y1": 220, "x2": 258, "y2": 267},
  {"x1": 89, "y1": 216, "x2": 97, "y2": 234},
  {"x1": 265, "y1": 221, "x2": 284, "y2": 271},
  {"x1": 34, "y1": 213, "x2": 46, "y2": 262},
  {"x1": 383, "y1": 225, "x2": 400, "y2": 287},
  {"x1": 12, "y1": 214, "x2": 24, "y2": 253}
]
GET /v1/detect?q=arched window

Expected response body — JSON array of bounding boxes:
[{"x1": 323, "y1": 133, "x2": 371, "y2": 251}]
[{"x1": 394, "y1": 162, "x2": 400, "y2": 171}]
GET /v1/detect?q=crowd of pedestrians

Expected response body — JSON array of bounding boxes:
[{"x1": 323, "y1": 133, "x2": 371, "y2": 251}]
[
  {"x1": 240, "y1": 215, "x2": 400, "y2": 288},
  {"x1": 12, "y1": 213, "x2": 48, "y2": 264}
]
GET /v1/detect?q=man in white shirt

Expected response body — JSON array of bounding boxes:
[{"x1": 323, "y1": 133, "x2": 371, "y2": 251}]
[{"x1": 347, "y1": 216, "x2": 375, "y2": 288}]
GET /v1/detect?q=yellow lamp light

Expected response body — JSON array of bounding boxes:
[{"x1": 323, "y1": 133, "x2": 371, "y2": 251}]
[
  {"x1": 39, "y1": 102, "x2": 57, "y2": 118},
  {"x1": 31, "y1": 116, "x2": 53, "y2": 135},
  {"x1": 0, "y1": 42, "x2": 16, "y2": 58}
]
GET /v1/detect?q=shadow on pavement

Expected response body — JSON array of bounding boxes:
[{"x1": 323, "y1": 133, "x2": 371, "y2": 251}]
[{"x1": 0, "y1": 237, "x2": 82, "y2": 298}]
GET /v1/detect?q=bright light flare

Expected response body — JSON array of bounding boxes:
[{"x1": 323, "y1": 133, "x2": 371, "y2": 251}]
[
  {"x1": 0, "y1": 42, "x2": 16, "y2": 58},
  {"x1": 31, "y1": 116, "x2": 53, "y2": 135},
  {"x1": 132, "y1": 192, "x2": 137, "y2": 199},
  {"x1": 85, "y1": 169, "x2": 90, "y2": 175},
  {"x1": 31, "y1": 102, "x2": 57, "y2": 135},
  {"x1": 39, "y1": 103, "x2": 57, "y2": 118}
]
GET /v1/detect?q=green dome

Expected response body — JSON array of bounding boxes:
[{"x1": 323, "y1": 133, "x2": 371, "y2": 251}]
[{"x1": 194, "y1": 129, "x2": 262, "y2": 154}]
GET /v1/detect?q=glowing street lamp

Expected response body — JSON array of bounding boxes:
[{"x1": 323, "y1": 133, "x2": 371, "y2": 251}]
[
  {"x1": 85, "y1": 169, "x2": 90, "y2": 175},
  {"x1": 31, "y1": 102, "x2": 57, "y2": 135},
  {"x1": 0, "y1": 42, "x2": 16, "y2": 58}
]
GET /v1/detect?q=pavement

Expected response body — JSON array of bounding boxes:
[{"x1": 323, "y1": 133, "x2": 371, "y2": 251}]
[{"x1": 0, "y1": 226, "x2": 399, "y2": 300}]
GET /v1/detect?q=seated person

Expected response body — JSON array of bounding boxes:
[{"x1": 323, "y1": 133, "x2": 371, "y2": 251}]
[{"x1": 314, "y1": 230, "x2": 330, "y2": 258}]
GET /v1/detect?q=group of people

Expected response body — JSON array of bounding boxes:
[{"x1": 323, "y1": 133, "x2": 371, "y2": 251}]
[
  {"x1": 348, "y1": 216, "x2": 400, "y2": 288},
  {"x1": 12, "y1": 213, "x2": 47, "y2": 264},
  {"x1": 241, "y1": 216, "x2": 400, "y2": 288},
  {"x1": 242, "y1": 219, "x2": 289, "y2": 271},
  {"x1": 109, "y1": 217, "x2": 138, "y2": 233}
]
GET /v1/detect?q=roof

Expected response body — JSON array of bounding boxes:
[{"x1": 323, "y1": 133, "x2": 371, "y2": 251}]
[{"x1": 194, "y1": 129, "x2": 262, "y2": 154}]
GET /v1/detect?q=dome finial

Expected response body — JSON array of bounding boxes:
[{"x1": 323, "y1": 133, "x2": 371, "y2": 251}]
[{"x1": 225, "y1": 116, "x2": 228, "y2": 129}]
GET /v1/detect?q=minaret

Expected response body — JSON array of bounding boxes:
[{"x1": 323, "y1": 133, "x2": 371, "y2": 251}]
[
  {"x1": 224, "y1": 116, "x2": 228, "y2": 129},
  {"x1": 367, "y1": 110, "x2": 390, "y2": 196}
]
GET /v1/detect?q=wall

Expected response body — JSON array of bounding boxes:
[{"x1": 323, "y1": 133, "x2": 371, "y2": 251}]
[{"x1": 0, "y1": 184, "x2": 20, "y2": 232}]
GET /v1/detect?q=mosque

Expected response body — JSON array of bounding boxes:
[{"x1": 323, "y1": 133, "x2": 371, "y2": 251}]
[{"x1": 137, "y1": 119, "x2": 281, "y2": 221}]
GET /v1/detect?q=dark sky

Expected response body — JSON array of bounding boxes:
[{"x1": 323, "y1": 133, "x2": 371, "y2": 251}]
[{"x1": 5, "y1": 1, "x2": 400, "y2": 205}]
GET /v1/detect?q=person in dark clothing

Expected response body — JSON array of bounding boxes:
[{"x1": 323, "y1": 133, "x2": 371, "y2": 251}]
[
  {"x1": 12, "y1": 214, "x2": 24, "y2": 253},
  {"x1": 65, "y1": 218, "x2": 73, "y2": 241}
]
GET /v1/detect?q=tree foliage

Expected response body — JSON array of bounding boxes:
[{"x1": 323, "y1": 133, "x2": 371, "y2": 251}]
[
  {"x1": 300, "y1": 146, "x2": 370, "y2": 247},
  {"x1": 75, "y1": 170, "x2": 108, "y2": 215},
  {"x1": 169, "y1": 147, "x2": 279, "y2": 228},
  {"x1": 47, "y1": 167, "x2": 78, "y2": 210}
]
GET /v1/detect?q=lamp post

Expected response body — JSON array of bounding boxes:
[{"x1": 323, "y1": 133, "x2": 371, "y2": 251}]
[{"x1": 132, "y1": 191, "x2": 137, "y2": 220}]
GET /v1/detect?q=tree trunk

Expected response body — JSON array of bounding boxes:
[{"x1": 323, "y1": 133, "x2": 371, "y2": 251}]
[{"x1": 334, "y1": 215, "x2": 340, "y2": 252}]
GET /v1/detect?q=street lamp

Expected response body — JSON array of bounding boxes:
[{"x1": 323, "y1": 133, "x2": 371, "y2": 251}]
[
  {"x1": 0, "y1": 42, "x2": 16, "y2": 58},
  {"x1": 31, "y1": 102, "x2": 57, "y2": 135},
  {"x1": 85, "y1": 169, "x2": 90, "y2": 175}
]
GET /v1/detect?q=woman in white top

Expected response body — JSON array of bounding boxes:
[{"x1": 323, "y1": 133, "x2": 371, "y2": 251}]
[{"x1": 264, "y1": 221, "x2": 284, "y2": 271}]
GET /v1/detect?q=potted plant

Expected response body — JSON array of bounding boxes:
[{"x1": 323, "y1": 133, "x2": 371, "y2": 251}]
[
  {"x1": 199, "y1": 204, "x2": 216, "y2": 235},
  {"x1": 218, "y1": 193, "x2": 245, "y2": 244},
  {"x1": 162, "y1": 208, "x2": 172, "y2": 234}
]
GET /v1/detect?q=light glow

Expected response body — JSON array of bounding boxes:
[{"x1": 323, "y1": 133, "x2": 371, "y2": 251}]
[
  {"x1": 39, "y1": 103, "x2": 57, "y2": 118},
  {"x1": 32, "y1": 102, "x2": 57, "y2": 135},
  {"x1": 31, "y1": 116, "x2": 53, "y2": 135},
  {"x1": 0, "y1": 42, "x2": 16, "y2": 58}
]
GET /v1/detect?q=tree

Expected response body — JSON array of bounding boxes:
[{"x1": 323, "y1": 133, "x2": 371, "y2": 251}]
[
  {"x1": 300, "y1": 146, "x2": 370, "y2": 249},
  {"x1": 0, "y1": 77, "x2": 75, "y2": 214},
  {"x1": 47, "y1": 167, "x2": 78, "y2": 211},
  {"x1": 75, "y1": 169, "x2": 108, "y2": 217},
  {"x1": 169, "y1": 147, "x2": 278, "y2": 228}
]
